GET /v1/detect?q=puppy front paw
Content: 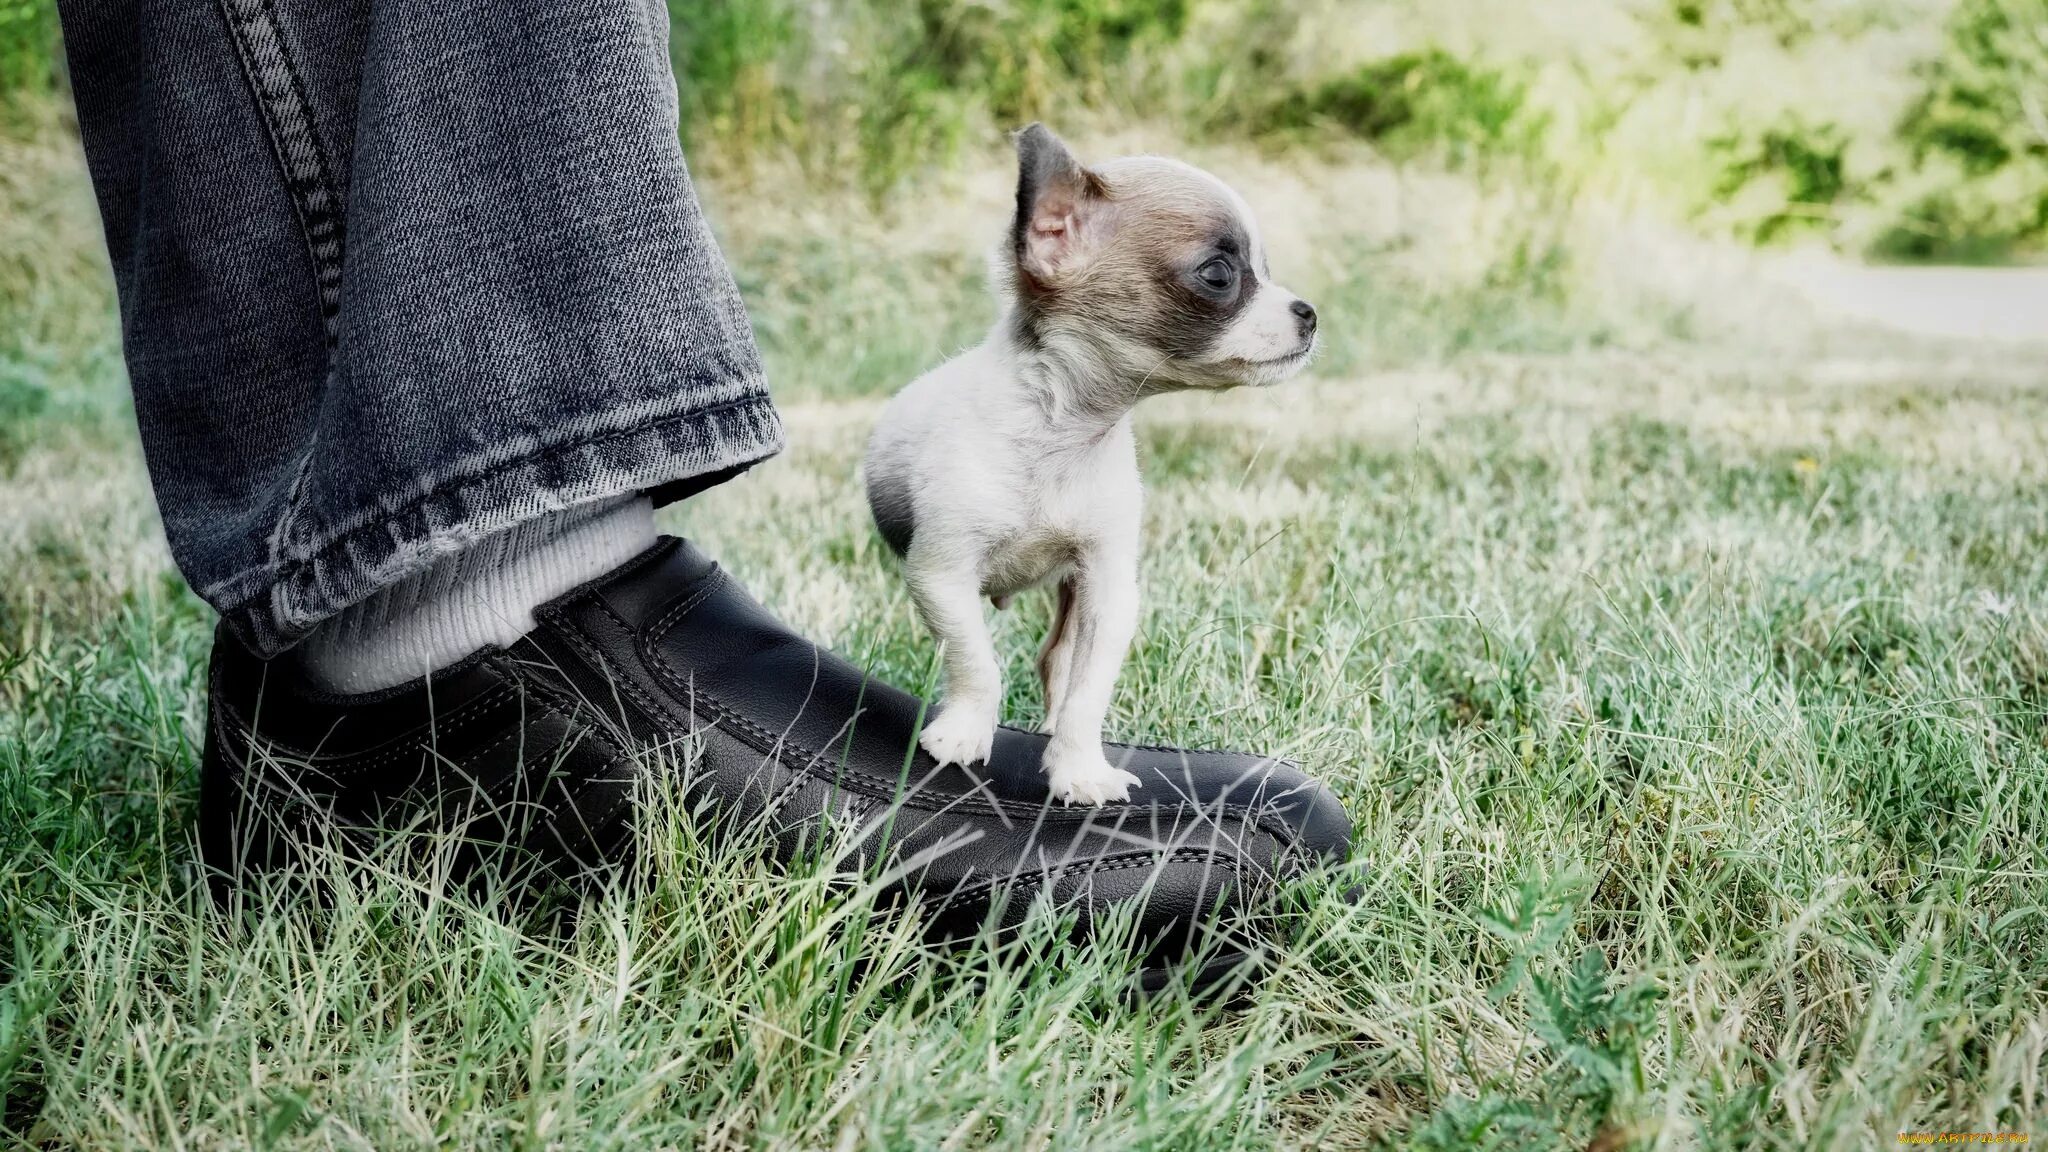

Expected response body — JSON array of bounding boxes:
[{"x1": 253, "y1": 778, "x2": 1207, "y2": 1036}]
[
  {"x1": 1041, "y1": 742, "x2": 1142, "y2": 806},
  {"x1": 919, "y1": 702, "x2": 997, "y2": 767}
]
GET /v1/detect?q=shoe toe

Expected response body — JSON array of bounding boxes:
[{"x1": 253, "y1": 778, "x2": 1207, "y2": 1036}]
[{"x1": 1102, "y1": 740, "x2": 1354, "y2": 867}]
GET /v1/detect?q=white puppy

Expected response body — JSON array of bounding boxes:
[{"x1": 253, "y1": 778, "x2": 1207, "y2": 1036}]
[{"x1": 864, "y1": 124, "x2": 1318, "y2": 805}]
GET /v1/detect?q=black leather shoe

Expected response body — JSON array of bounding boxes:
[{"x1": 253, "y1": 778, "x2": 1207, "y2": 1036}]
[{"x1": 200, "y1": 537, "x2": 1352, "y2": 980}]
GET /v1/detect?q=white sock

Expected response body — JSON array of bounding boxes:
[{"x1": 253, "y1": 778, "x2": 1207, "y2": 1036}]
[{"x1": 298, "y1": 496, "x2": 657, "y2": 693}]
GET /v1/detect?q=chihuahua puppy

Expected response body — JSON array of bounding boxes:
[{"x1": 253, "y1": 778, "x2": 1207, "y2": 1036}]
[{"x1": 864, "y1": 124, "x2": 1318, "y2": 805}]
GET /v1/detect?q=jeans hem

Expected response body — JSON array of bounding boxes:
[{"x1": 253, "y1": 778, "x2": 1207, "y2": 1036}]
[{"x1": 225, "y1": 389, "x2": 784, "y2": 657}]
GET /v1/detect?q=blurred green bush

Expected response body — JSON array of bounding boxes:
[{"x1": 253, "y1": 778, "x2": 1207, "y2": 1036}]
[
  {"x1": 0, "y1": 0, "x2": 59, "y2": 108},
  {"x1": 1672, "y1": 0, "x2": 2045, "y2": 257},
  {"x1": 1708, "y1": 118, "x2": 1853, "y2": 245},
  {"x1": 1258, "y1": 48, "x2": 1538, "y2": 168},
  {"x1": 1879, "y1": 0, "x2": 2048, "y2": 258},
  {"x1": 668, "y1": 0, "x2": 1204, "y2": 191}
]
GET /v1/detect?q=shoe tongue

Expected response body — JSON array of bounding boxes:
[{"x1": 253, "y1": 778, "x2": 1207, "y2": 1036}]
[
  {"x1": 586, "y1": 535, "x2": 717, "y2": 623},
  {"x1": 653, "y1": 535, "x2": 719, "y2": 582}
]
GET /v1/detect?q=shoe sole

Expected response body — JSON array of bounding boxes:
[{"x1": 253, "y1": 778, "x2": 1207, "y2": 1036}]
[{"x1": 1132, "y1": 948, "x2": 1261, "y2": 1002}]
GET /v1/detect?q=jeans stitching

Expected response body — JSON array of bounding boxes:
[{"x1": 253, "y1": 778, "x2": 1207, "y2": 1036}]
[
  {"x1": 235, "y1": 390, "x2": 779, "y2": 642},
  {"x1": 214, "y1": 0, "x2": 349, "y2": 629},
  {"x1": 215, "y1": 0, "x2": 346, "y2": 344},
  {"x1": 284, "y1": 392, "x2": 774, "y2": 572},
  {"x1": 199, "y1": 399, "x2": 765, "y2": 610}
]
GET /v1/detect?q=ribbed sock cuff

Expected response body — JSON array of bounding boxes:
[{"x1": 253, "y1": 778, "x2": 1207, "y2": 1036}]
[{"x1": 297, "y1": 496, "x2": 656, "y2": 693}]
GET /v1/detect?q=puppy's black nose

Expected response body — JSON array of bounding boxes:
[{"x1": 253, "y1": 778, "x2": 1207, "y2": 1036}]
[{"x1": 1291, "y1": 298, "x2": 1318, "y2": 335}]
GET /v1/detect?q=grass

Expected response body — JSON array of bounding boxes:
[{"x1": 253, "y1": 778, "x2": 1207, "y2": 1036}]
[
  {"x1": 5, "y1": 103, "x2": 2048, "y2": 1150},
  {"x1": 0, "y1": 97, "x2": 119, "y2": 471}
]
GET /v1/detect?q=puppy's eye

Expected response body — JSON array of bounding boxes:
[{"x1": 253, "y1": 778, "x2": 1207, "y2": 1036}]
[{"x1": 1196, "y1": 258, "x2": 1234, "y2": 290}]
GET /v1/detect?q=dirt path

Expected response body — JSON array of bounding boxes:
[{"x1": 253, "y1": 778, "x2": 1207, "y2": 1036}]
[{"x1": 1767, "y1": 258, "x2": 2048, "y2": 344}]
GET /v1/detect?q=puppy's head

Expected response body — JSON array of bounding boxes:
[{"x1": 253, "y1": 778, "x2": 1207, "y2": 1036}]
[{"x1": 1004, "y1": 123, "x2": 1317, "y2": 392}]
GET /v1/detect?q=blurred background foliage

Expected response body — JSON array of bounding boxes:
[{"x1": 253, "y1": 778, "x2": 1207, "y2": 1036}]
[
  {"x1": 0, "y1": 0, "x2": 58, "y2": 103},
  {"x1": 659, "y1": 0, "x2": 2046, "y2": 259},
  {"x1": 1, "y1": 0, "x2": 2042, "y2": 254},
  {"x1": 0, "y1": 0, "x2": 2040, "y2": 287}
]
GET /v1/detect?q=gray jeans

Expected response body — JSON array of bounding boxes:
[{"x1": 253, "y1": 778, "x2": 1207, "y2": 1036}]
[{"x1": 57, "y1": 0, "x2": 785, "y2": 656}]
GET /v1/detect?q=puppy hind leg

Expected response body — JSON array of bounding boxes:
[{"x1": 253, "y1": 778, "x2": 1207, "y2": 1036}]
[
  {"x1": 908, "y1": 565, "x2": 1003, "y2": 767},
  {"x1": 1040, "y1": 553, "x2": 1143, "y2": 805},
  {"x1": 1036, "y1": 576, "x2": 1077, "y2": 734}
]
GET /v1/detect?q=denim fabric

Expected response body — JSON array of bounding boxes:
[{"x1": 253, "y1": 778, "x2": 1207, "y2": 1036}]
[{"x1": 58, "y1": 0, "x2": 784, "y2": 656}]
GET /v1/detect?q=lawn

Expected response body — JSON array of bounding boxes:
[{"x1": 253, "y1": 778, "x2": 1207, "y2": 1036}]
[{"x1": 4, "y1": 122, "x2": 2048, "y2": 1149}]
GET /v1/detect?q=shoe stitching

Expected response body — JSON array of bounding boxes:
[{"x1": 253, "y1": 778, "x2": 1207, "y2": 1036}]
[
  {"x1": 209, "y1": 669, "x2": 641, "y2": 872},
  {"x1": 641, "y1": 563, "x2": 1292, "y2": 770},
  {"x1": 208, "y1": 673, "x2": 1313, "y2": 907},
  {"x1": 626, "y1": 602, "x2": 1302, "y2": 843},
  {"x1": 425, "y1": 670, "x2": 640, "y2": 867},
  {"x1": 626, "y1": 601, "x2": 1300, "y2": 843},
  {"x1": 525, "y1": 748, "x2": 635, "y2": 867},
  {"x1": 213, "y1": 612, "x2": 1302, "y2": 856},
  {"x1": 644, "y1": 565, "x2": 729, "y2": 646},
  {"x1": 536, "y1": 599, "x2": 705, "y2": 742},
  {"x1": 609, "y1": 594, "x2": 1303, "y2": 845},
  {"x1": 529, "y1": 610, "x2": 806, "y2": 842},
  {"x1": 211, "y1": 679, "x2": 518, "y2": 783},
  {"x1": 514, "y1": 666, "x2": 642, "y2": 837},
  {"x1": 431, "y1": 696, "x2": 626, "y2": 848},
  {"x1": 542, "y1": 553, "x2": 1298, "y2": 810},
  {"x1": 224, "y1": 676, "x2": 567, "y2": 807},
  {"x1": 934, "y1": 846, "x2": 1246, "y2": 907}
]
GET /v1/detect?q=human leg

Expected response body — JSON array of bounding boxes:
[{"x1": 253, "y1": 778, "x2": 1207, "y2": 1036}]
[{"x1": 59, "y1": 0, "x2": 781, "y2": 655}]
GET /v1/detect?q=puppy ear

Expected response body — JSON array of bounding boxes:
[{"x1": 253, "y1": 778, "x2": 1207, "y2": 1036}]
[{"x1": 1011, "y1": 123, "x2": 1112, "y2": 291}]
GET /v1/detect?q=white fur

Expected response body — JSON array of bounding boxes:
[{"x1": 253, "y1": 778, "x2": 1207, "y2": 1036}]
[
  {"x1": 870, "y1": 338, "x2": 1148, "y2": 803},
  {"x1": 1210, "y1": 281, "x2": 1317, "y2": 381}
]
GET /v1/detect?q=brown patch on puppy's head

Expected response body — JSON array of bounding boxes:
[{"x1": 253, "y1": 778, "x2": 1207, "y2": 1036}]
[{"x1": 1007, "y1": 124, "x2": 1317, "y2": 393}]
